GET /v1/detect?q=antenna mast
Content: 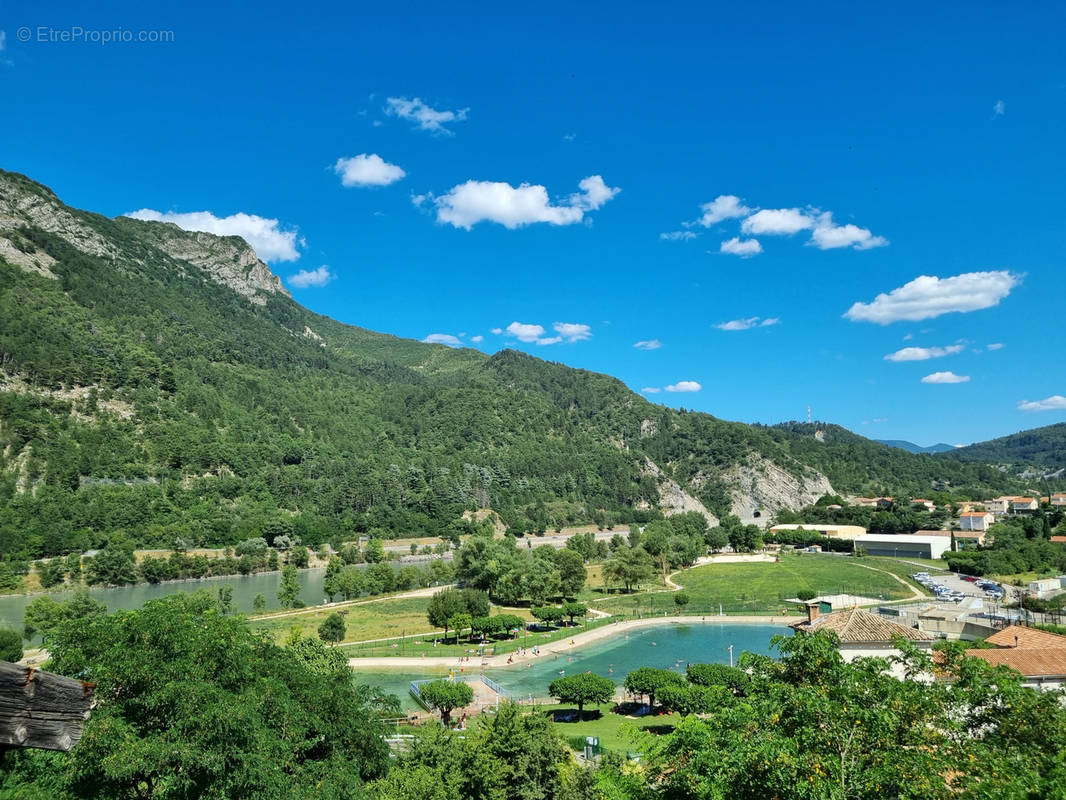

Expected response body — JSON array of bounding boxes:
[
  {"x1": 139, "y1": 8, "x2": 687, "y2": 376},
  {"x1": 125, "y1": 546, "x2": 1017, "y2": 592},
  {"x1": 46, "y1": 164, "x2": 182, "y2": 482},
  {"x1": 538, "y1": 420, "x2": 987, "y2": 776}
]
[{"x1": 807, "y1": 405, "x2": 811, "y2": 425}]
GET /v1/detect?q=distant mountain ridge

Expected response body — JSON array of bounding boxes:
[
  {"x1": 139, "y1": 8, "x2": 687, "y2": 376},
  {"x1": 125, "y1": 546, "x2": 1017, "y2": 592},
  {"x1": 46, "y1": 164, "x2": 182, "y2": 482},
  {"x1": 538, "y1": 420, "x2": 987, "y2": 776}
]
[
  {"x1": 875, "y1": 440, "x2": 958, "y2": 455},
  {"x1": 939, "y1": 422, "x2": 1066, "y2": 470}
]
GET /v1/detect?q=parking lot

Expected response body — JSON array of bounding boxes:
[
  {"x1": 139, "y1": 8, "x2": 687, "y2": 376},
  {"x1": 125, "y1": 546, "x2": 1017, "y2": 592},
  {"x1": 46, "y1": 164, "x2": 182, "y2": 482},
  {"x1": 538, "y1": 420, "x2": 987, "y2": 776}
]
[{"x1": 911, "y1": 569, "x2": 1006, "y2": 604}]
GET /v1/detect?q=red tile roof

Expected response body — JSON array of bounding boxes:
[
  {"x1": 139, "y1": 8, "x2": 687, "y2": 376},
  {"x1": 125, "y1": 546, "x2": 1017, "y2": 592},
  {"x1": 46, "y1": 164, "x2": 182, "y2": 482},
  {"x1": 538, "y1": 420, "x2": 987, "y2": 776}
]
[
  {"x1": 984, "y1": 625, "x2": 1066, "y2": 650},
  {"x1": 964, "y1": 648, "x2": 1066, "y2": 677}
]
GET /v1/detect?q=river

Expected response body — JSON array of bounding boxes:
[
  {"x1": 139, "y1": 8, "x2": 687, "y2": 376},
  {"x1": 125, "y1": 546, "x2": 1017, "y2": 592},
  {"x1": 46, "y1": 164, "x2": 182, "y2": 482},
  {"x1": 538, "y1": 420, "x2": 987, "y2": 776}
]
[{"x1": 0, "y1": 566, "x2": 340, "y2": 630}]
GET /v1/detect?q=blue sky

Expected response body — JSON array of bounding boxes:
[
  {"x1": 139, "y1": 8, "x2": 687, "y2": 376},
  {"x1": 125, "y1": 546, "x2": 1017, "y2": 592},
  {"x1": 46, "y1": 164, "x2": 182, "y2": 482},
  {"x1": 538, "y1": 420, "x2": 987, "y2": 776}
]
[{"x1": 2, "y1": 0, "x2": 1064, "y2": 445}]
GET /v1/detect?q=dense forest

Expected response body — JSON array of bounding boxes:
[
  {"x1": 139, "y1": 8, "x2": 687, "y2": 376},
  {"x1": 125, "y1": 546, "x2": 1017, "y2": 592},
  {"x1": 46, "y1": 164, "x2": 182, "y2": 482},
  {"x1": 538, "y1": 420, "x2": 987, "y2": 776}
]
[
  {"x1": 940, "y1": 422, "x2": 1066, "y2": 470},
  {"x1": 0, "y1": 169, "x2": 1034, "y2": 569}
]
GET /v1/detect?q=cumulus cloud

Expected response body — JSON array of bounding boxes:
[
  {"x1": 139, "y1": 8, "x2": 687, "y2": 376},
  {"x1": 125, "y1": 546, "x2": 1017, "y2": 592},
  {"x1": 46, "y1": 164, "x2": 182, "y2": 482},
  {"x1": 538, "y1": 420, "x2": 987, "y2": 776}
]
[
  {"x1": 921, "y1": 371, "x2": 970, "y2": 384},
  {"x1": 845, "y1": 271, "x2": 1020, "y2": 324},
  {"x1": 809, "y1": 213, "x2": 888, "y2": 250},
  {"x1": 741, "y1": 208, "x2": 813, "y2": 236},
  {"x1": 693, "y1": 195, "x2": 751, "y2": 228},
  {"x1": 716, "y1": 317, "x2": 779, "y2": 331},
  {"x1": 884, "y1": 344, "x2": 965, "y2": 362},
  {"x1": 432, "y1": 175, "x2": 619, "y2": 229},
  {"x1": 287, "y1": 266, "x2": 334, "y2": 288},
  {"x1": 634, "y1": 339, "x2": 662, "y2": 350},
  {"x1": 571, "y1": 175, "x2": 620, "y2": 210},
  {"x1": 421, "y1": 333, "x2": 463, "y2": 347},
  {"x1": 720, "y1": 237, "x2": 763, "y2": 257},
  {"x1": 665, "y1": 381, "x2": 702, "y2": 393},
  {"x1": 334, "y1": 154, "x2": 406, "y2": 187},
  {"x1": 660, "y1": 231, "x2": 698, "y2": 241},
  {"x1": 470, "y1": 335, "x2": 484, "y2": 343},
  {"x1": 993, "y1": 100, "x2": 1005, "y2": 117},
  {"x1": 126, "y1": 208, "x2": 301, "y2": 262},
  {"x1": 498, "y1": 321, "x2": 591, "y2": 345},
  {"x1": 1018, "y1": 395, "x2": 1066, "y2": 411},
  {"x1": 553, "y1": 322, "x2": 592, "y2": 342},
  {"x1": 505, "y1": 322, "x2": 545, "y2": 342},
  {"x1": 641, "y1": 387, "x2": 662, "y2": 394},
  {"x1": 987, "y1": 342, "x2": 1005, "y2": 350},
  {"x1": 385, "y1": 96, "x2": 468, "y2": 134}
]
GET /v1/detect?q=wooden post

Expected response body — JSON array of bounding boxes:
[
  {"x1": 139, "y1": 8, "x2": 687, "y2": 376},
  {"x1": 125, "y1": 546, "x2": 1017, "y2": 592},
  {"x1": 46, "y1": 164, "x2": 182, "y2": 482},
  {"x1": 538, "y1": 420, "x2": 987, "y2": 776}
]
[{"x1": 0, "y1": 661, "x2": 93, "y2": 751}]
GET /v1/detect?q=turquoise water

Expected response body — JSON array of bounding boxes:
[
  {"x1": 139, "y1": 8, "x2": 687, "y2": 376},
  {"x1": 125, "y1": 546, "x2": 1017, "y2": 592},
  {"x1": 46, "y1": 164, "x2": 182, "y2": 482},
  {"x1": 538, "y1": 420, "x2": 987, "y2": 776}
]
[{"x1": 354, "y1": 621, "x2": 783, "y2": 710}]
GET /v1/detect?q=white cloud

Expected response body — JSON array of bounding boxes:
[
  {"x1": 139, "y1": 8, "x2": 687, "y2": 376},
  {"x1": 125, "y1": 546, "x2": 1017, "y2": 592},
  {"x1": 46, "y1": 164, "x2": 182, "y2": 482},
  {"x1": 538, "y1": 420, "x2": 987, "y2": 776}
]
[
  {"x1": 563, "y1": 133, "x2": 576, "y2": 141},
  {"x1": 287, "y1": 265, "x2": 334, "y2": 288},
  {"x1": 693, "y1": 195, "x2": 751, "y2": 228},
  {"x1": 921, "y1": 371, "x2": 970, "y2": 384},
  {"x1": 432, "y1": 175, "x2": 619, "y2": 230},
  {"x1": 844, "y1": 271, "x2": 1021, "y2": 324},
  {"x1": 641, "y1": 387, "x2": 662, "y2": 394},
  {"x1": 720, "y1": 237, "x2": 763, "y2": 257},
  {"x1": 553, "y1": 322, "x2": 592, "y2": 342},
  {"x1": 499, "y1": 321, "x2": 591, "y2": 345},
  {"x1": 126, "y1": 208, "x2": 301, "y2": 262},
  {"x1": 665, "y1": 381, "x2": 702, "y2": 393},
  {"x1": 660, "y1": 231, "x2": 698, "y2": 241},
  {"x1": 334, "y1": 154, "x2": 406, "y2": 187},
  {"x1": 421, "y1": 333, "x2": 463, "y2": 347},
  {"x1": 884, "y1": 344, "x2": 965, "y2": 362},
  {"x1": 634, "y1": 339, "x2": 662, "y2": 350},
  {"x1": 470, "y1": 335, "x2": 484, "y2": 343},
  {"x1": 987, "y1": 342, "x2": 1005, "y2": 350},
  {"x1": 809, "y1": 213, "x2": 888, "y2": 250},
  {"x1": 571, "y1": 175, "x2": 620, "y2": 210},
  {"x1": 993, "y1": 99, "x2": 1005, "y2": 117},
  {"x1": 716, "y1": 316, "x2": 779, "y2": 331},
  {"x1": 1018, "y1": 395, "x2": 1066, "y2": 411},
  {"x1": 385, "y1": 96, "x2": 468, "y2": 134},
  {"x1": 741, "y1": 208, "x2": 813, "y2": 236},
  {"x1": 0, "y1": 30, "x2": 6, "y2": 51},
  {"x1": 505, "y1": 322, "x2": 545, "y2": 342},
  {"x1": 490, "y1": 327, "x2": 503, "y2": 335}
]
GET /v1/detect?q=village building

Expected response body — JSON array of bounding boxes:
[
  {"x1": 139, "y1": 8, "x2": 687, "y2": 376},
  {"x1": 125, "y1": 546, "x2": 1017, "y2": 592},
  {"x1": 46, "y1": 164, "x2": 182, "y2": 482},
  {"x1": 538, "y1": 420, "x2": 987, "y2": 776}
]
[
  {"x1": 962, "y1": 625, "x2": 1066, "y2": 691},
  {"x1": 769, "y1": 523, "x2": 867, "y2": 540},
  {"x1": 790, "y1": 606, "x2": 934, "y2": 678},
  {"x1": 958, "y1": 511, "x2": 994, "y2": 532}
]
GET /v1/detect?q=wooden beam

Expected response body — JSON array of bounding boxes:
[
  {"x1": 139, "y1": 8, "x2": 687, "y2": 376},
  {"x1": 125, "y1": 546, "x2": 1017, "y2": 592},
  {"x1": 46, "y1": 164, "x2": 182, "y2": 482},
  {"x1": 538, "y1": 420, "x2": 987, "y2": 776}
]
[{"x1": 0, "y1": 660, "x2": 93, "y2": 751}]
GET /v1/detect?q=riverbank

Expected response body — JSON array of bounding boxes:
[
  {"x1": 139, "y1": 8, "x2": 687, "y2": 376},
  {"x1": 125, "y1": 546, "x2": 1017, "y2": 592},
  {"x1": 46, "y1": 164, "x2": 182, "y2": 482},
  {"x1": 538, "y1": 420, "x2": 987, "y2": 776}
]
[{"x1": 346, "y1": 614, "x2": 799, "y2": 670}]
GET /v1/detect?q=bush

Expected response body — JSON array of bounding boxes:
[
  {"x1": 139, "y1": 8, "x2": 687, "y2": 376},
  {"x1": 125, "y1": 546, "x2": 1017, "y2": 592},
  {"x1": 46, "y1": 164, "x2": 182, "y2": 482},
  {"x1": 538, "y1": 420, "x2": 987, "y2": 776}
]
[{"x1": 0, "y1": 626, "x2": 23, "y2": 662}]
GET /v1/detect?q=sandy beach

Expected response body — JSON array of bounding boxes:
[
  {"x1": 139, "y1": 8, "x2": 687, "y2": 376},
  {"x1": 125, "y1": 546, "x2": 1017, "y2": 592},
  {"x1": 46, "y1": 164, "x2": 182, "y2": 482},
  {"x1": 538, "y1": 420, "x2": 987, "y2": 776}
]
[{"x1": 347, "y1": 614, "x2": 800, "y2": 670}]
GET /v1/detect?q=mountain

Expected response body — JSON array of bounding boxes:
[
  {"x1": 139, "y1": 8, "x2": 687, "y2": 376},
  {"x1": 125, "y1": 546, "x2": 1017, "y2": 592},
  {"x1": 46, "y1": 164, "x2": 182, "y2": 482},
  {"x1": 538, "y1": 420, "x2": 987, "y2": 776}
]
[
  {"x1": 0, "y1": 170, "x2": 1026, "y2": 562},
  {"x1": 939, "y1": 422, "x2": 1066, "y2": 472},
  {"x1": 875, "y1": 440, "x2": 958, "y2": 455}
]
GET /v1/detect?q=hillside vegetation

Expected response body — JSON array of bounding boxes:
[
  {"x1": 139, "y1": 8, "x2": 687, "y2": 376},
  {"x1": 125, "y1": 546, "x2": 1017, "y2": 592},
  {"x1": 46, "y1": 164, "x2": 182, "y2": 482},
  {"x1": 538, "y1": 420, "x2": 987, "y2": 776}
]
[{"x1": 0, "y1": 169, "x2": 1024, "y2": 565}]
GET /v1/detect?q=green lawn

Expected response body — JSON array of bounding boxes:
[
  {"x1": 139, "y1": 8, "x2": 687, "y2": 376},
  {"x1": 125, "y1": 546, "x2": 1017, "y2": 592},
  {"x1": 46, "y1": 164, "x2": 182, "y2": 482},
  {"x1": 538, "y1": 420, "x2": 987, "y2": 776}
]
[
  {"x1": 341, "y1": 614, "x2": 618, "y2": 658},
  {"x1": 250, "y1": 597, "x2": 435, "y2": 644},
  {"x1": 521, "y1": 702, "x2": 673, "y2": 754},
  {"x1": 592, "y1": 554, "x2": 923, "y2": 616}
]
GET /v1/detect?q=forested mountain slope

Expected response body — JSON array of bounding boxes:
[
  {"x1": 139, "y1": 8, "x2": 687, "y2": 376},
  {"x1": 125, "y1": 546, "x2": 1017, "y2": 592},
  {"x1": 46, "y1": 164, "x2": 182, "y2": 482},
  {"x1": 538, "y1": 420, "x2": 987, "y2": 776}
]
[
  {"x1": 940, "y1": 422, "x2": 1066, "y2": 472},
  {"x1": 0, "y1": 170, "x2": 1023, "y2": 562}
]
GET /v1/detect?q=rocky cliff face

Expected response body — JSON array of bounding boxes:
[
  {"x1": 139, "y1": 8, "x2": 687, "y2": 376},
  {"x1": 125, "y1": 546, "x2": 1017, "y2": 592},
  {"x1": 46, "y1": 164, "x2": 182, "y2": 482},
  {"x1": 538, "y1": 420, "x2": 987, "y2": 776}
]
[
  {"x1": 140, "y1": 225, "x2": 291, "y2": 305},
  {"x1": 0, "y1": 171, "x2": 289, "y2": 305},
  {"x1": 720, "y1": 454, "x2": 835, "y2": 526}
]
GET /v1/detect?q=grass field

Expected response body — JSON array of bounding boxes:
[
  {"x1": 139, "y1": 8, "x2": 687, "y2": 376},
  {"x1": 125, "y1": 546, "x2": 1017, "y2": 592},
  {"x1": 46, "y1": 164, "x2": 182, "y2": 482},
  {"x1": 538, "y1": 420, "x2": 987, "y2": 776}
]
[
  {"x1": 591, "y1": 554, "x2": 923, "y2": 616},
  {"x1": 520, "y1": 702, "x2": 672, "y2": 754},
  {"x1": 340, "y1": 614, "x2": 617, "y2": 658},
  {"x1": 250, "y1": 597, "x2": 435, "y2": 644}
]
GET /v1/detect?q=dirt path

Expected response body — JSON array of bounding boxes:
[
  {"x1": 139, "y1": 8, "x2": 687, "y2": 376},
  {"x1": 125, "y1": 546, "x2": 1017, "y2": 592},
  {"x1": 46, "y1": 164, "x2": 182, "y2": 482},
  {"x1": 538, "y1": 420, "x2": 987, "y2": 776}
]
[
  {"x1": 848, "y1": 562, "x2": 926, "y2": 602},
  {"x1": 253, "y1": 584, "x2": 454, "y2": 621},
  {"x1": 347, "y1": 614, "x2": 798, "y2": 670}
]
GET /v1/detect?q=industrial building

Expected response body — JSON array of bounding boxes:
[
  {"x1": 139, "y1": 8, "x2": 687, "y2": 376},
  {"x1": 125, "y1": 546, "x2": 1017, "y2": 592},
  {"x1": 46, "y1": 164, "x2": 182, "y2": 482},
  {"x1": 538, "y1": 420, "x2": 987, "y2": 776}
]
[{"x1": 854, "y1": 533, "x2": 952, "y2": 560}]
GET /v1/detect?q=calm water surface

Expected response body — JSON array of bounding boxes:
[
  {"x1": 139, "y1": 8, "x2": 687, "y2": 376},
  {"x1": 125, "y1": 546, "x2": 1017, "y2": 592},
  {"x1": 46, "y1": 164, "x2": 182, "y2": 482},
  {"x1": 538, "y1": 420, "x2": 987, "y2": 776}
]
[{"x1": 353, "y1": 622, "x2": 783, "y2": 710}]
